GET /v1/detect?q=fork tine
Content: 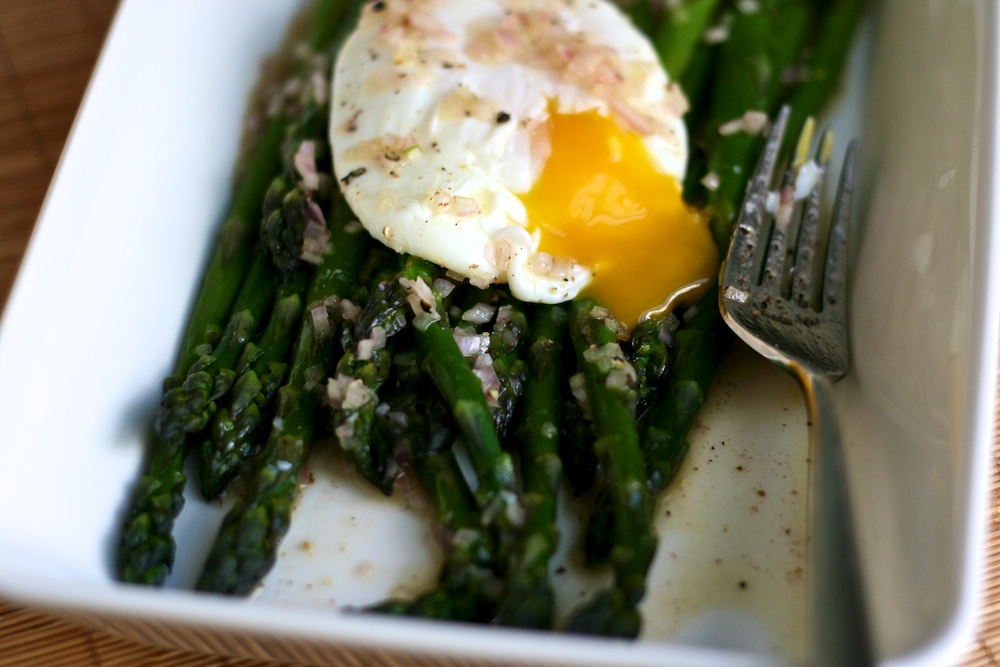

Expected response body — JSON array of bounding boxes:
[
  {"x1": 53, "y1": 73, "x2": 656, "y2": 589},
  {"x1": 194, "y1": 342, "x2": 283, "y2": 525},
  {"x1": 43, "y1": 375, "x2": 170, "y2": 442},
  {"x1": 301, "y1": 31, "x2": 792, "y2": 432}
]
[
  {"x1": 789, "y1": 127, "x2": 834, "y2": 308},
  {"x1": 723, "y1": 106, "x2": 790, "y2": 293},
  {"x1": 760, "y1": 117, "x2": 818, "y2": 296},
  {"x1": 822, "y1": 140, "x2": 857, "y2": 313},
  {"x1": 750, "y1": 105, "x2": 791, "y2": 196}
]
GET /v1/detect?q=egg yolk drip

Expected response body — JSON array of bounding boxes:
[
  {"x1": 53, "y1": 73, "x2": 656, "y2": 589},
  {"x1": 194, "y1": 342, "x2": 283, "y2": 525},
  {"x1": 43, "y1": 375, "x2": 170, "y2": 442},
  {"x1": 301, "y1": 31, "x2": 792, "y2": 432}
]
[{"x1": 519, "y1": 111, "x2": 718, "y2": 329}]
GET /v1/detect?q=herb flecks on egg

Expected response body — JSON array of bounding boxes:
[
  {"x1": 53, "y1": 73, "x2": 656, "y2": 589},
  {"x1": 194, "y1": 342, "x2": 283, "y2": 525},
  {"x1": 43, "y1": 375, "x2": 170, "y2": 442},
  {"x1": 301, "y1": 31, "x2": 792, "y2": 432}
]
[{"x1": 330, "y1": 0, "x2": 717, "y2": 327}]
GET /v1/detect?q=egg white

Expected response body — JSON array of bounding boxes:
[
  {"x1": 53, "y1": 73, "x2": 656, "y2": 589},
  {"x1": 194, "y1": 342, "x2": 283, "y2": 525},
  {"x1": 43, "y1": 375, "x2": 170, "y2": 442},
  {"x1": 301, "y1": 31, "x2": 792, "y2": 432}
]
[{"x1": 329, "y1": 0, "x2": 689, "y2": 303}]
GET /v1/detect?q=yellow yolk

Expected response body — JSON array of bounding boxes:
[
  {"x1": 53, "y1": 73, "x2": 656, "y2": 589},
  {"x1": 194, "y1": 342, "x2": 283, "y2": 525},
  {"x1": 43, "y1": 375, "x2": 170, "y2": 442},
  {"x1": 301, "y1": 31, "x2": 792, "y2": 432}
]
[{"x1": 519, "y1": 111, "x2": 718, "y2": 329}]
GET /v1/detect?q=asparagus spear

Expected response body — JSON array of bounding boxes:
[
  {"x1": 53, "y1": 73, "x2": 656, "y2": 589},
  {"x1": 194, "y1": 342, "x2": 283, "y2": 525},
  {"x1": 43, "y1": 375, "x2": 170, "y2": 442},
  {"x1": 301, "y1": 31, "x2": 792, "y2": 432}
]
[
  {"x1": 654, "y1": 0, "x2": 722, "y2": 79},
  {"x1": 641, "y1": 288, "x2": 720, "y2": 496},
  {"x1": 371, "y1": 382, "x2": 503, "y2": 622},
  {"x1": 199, "y1": 269, "x2": 309, "y2": 498},
  {"x1": 329, "y1": 346, "x2": 394, "y2": 493},
  {"x1": 193, "y1": 100, "x2": 329, "y2": 497},
  {"x1": 415, "y1": 311, "x2": 520, "y2": 527},
  {"x1": 117, "y1": 0, "x2": 358, "y2": 586},
  {"x1": 196, "y1": 194, "x2": 369, "y2": 595},
  {"x1": 195, "y1": 315, "x2": 333, "y2": 595},
  {"x1": 117, "y1": 252, "x2": 279, "y2": 584},
  {"x1": 171, "y1": 118, "x2": 288, "y2": 378},
  {"x1": 559, "y1": 392, "x2": 598, "y2": 496},
  {"x1": 195, "y1": 0, "x2": 370, "y2": 496},
  {"x1": 577, "y1": 314, "x2": 678, "y2": 565},
  {"x1": 564, "y1": 299, "x2": 655, "y2": 639},
  {"x1": 487, "y1": 302, "x2": 529, "y2": 441},
  {"x1": 629, "y1": 312, "x2": 680, "y2": 414},
  {"x1": 700, "y1": 1, "x2": 815, "y2": 246},
  {"x1": 582, "y1": 308, "x2": 677, "y2": 563},
  {"x1": 495, "y1": 303, "x2": 568, "y2": 629},
  {"x1": 784, "y1": 0, "x2": 866, "y2": 149},
  {"x1": 328, "y1": 257, "x2": 442, "y2": 494}
]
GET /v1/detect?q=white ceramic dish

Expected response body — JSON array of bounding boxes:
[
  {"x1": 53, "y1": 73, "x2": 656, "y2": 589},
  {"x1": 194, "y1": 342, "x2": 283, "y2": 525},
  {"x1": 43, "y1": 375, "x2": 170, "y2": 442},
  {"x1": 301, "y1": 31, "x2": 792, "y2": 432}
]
[{"x1": 0, "y1": 1, "x2": 997, "y2": 665}]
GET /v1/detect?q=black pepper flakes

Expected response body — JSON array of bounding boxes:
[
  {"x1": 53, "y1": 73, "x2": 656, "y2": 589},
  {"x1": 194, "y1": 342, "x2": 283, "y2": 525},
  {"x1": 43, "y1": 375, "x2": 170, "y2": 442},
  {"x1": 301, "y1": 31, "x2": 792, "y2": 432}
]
[
  {"x1": 341, "y1": 167, "x2": 367, "y2": 185},
  {"x1": 496, "y1": 111, "x2": 511, "y2": 124}
]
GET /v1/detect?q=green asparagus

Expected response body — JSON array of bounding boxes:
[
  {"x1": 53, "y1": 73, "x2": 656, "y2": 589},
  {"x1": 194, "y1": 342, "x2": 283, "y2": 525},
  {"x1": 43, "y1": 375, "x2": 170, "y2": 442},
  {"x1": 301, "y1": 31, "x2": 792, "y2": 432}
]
[
  {"x1": 495, "y1": 304, "x2": 568, "y2": 629},
  {"x1": 196, "y1": 194, "x2": 369, "y2": 594},
  {"x1": 117, "y1": 0, "x2": 359, "y2": 586},
  {"x1": 117, "y1": 252, "x2": 279, "y2": 584},
  {"x1": 199, "y1": 269, "x2": 309, "y2": 499},
  {"x1": 371, "y1": 382, "x2": 503, "y2": 622},
  {"x1": 641, "y1": 287, "x2": 719, "y2": 497},
  {"x1": 415, "y1": 313, "x2": 520, "y2": 526},
  {"x1": 655, "y1": 0, "x2": 722, "y2": 79},
  {"x1": 564, "y1": 299, "x2": 656, "y2": 638}
]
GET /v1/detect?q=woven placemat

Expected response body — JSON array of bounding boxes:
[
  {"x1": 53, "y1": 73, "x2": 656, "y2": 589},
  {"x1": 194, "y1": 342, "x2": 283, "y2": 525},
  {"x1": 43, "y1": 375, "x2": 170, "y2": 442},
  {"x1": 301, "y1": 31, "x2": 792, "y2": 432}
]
[{"x1": 0, "y1": 1, "x2": 997, "y2": 665}]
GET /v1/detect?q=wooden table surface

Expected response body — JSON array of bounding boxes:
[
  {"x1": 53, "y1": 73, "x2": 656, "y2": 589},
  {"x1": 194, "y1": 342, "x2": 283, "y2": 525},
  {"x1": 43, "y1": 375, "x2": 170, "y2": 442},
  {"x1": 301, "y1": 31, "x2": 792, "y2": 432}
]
[{"x1": 1, "y1": 1, "x2": 999, "y2": 665}]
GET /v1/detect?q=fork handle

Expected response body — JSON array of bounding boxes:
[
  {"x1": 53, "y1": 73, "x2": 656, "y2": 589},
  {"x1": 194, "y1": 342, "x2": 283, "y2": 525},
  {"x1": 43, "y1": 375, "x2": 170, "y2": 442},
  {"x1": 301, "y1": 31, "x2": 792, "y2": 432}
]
[{"x1": 799, "y1": 368, "x2": 876, "y2": 666}]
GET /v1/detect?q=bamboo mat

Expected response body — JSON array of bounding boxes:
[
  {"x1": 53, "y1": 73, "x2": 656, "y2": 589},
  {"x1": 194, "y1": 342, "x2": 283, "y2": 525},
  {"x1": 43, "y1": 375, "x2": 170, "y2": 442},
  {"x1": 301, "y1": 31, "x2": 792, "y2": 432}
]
[{"x1": 0, "y1": 1, "x2": 998, "y2": 665}]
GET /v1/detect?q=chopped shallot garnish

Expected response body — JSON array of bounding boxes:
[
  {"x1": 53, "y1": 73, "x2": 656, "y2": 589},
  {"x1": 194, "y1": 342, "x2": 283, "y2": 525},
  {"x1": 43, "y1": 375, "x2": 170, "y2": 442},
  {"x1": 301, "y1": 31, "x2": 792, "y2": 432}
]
[
  {"x1": 432, "y1": 277, "x2": 456, "y2": 298},
  {"x1": 326, "y1": 373, "x2": 375, "y2": 411},
  {"x1": 495, "y1": 304, "x2": 515, "y2": 326},
  {"x1": 703, "y1": 24, "x2": 730, "y2": 44},
  {"x1": 569, "y1": 372, "x2": 590, "y2": 418},
  {"x1": 356, "y1": 326, "x2": 388, "y2": 360},
  {"x1": 310, "y1": 70, "x2": 329, "y2": 105},
  {"x1": 700, "y1": 171, "x2": 721, "y2": 191},
  {"x1": 452, "y1": 329, "x2": 491, "y2": 357},
  {"x1": 310, "y1": 304, "x2": 332, "y2": 337},
  {"x1": 400, "y1": 276, "x2": 441, "y2": 322},
  {"x1": 294, "y1": 140, "x2": 320, "y2": 192},
  {"x1": 462, "y1": 302, "x2": 496, "y2": 325},
  {"x1": 300, "y1": 208, "x2": 330, "y2": 265},
  {"x1": 472, "y1": 353, "x2": 501, "y2": 408},
  {"x1": 452, "y1": 196, "x2": 480, "y2": 217},
  {"x1": 719, "y1": 110, "x2": 770, "y2": 137},
  {"x1": 426, "y1": 190, "x2": 480, "y2": 217},
  {"x1": 340, "y1": 298, "x2": 361, "y2": 321}
]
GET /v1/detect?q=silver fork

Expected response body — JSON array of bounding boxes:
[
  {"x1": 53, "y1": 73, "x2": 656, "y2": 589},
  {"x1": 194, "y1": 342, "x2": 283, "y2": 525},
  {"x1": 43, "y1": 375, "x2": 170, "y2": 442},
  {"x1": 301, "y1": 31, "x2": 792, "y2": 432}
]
[{"x1": 719, "y1": 106, "x2": 873, "y2": 666}]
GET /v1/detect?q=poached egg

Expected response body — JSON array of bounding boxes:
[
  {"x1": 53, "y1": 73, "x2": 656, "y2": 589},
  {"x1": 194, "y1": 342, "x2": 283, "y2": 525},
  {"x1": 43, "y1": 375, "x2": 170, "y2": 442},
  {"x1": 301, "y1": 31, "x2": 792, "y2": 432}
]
[{"x1": 330, "y1": 0, "x2": 718, "y2": 328}]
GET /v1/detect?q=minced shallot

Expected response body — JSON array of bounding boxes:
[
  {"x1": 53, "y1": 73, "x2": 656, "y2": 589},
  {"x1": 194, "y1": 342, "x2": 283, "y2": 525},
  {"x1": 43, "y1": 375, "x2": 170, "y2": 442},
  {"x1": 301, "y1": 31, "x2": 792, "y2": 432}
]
[
  {"x1": 339, "y1": 298, "x2": 361, "y2": 322},
  {"x1": 326, "y1": 373, "x2": 376, "y2": 411},
  {"x1": 356, "y1": 325, "x2": 388, "y2": 361},
  {"x1": 293, "y1": 140, "x2": 320, "y2": 192},
  {"x1": 400, "y1": 275, "x2": 441, "y2": 323},
  {"x1": 310, "y1": 303, "x2": 332, "y2": 338},
  {"x1": 700, "y1": 171, "x2": 720, "y2": 191},
  {"x1": 472, "y1": 353, "x2": 501, "y2": 408},
  {"x1": 427, "y1": 189, "x2": 481, "y2": 217},
  {"x1": 462, "y1": 302, "x2": 496, "y2": 325},
  {"x1": 453, "y1": 329, "x2": 491, "y2": 357},
  {"x1": 300, "y1": 202, "x2": 330, "y2": 265},
  {"x1": 719, "y1": 110, "x2": 770, "y2": 137}
]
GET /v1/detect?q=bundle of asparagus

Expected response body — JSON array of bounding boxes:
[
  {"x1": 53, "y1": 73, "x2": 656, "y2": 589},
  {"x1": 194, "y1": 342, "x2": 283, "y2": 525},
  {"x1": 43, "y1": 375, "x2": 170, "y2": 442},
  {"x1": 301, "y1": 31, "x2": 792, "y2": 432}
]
[{"x1": 116, "y1": 0, "x2": 864, "y2": 638}]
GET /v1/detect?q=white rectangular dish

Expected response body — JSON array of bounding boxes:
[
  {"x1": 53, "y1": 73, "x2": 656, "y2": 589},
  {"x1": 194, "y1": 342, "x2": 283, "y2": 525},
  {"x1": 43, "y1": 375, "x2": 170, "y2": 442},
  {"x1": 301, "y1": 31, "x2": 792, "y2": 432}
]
[{"x1": 0, "y1": 1, "x2": 997, "y2": 665}]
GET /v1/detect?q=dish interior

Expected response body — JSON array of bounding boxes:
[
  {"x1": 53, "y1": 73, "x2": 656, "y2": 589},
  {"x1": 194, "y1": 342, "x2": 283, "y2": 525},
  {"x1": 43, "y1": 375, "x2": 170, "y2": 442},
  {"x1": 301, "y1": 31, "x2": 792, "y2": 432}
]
[{"x1": 0, "y1": 0, "x2": 993, "y2": 665}]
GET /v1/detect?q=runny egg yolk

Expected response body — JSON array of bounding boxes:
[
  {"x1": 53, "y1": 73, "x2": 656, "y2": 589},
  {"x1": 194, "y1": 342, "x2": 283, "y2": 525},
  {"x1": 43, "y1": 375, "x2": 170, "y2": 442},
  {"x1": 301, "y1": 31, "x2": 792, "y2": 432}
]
[{"x1": 519, "y1": 111, "x2": 719, "y2": 329}]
